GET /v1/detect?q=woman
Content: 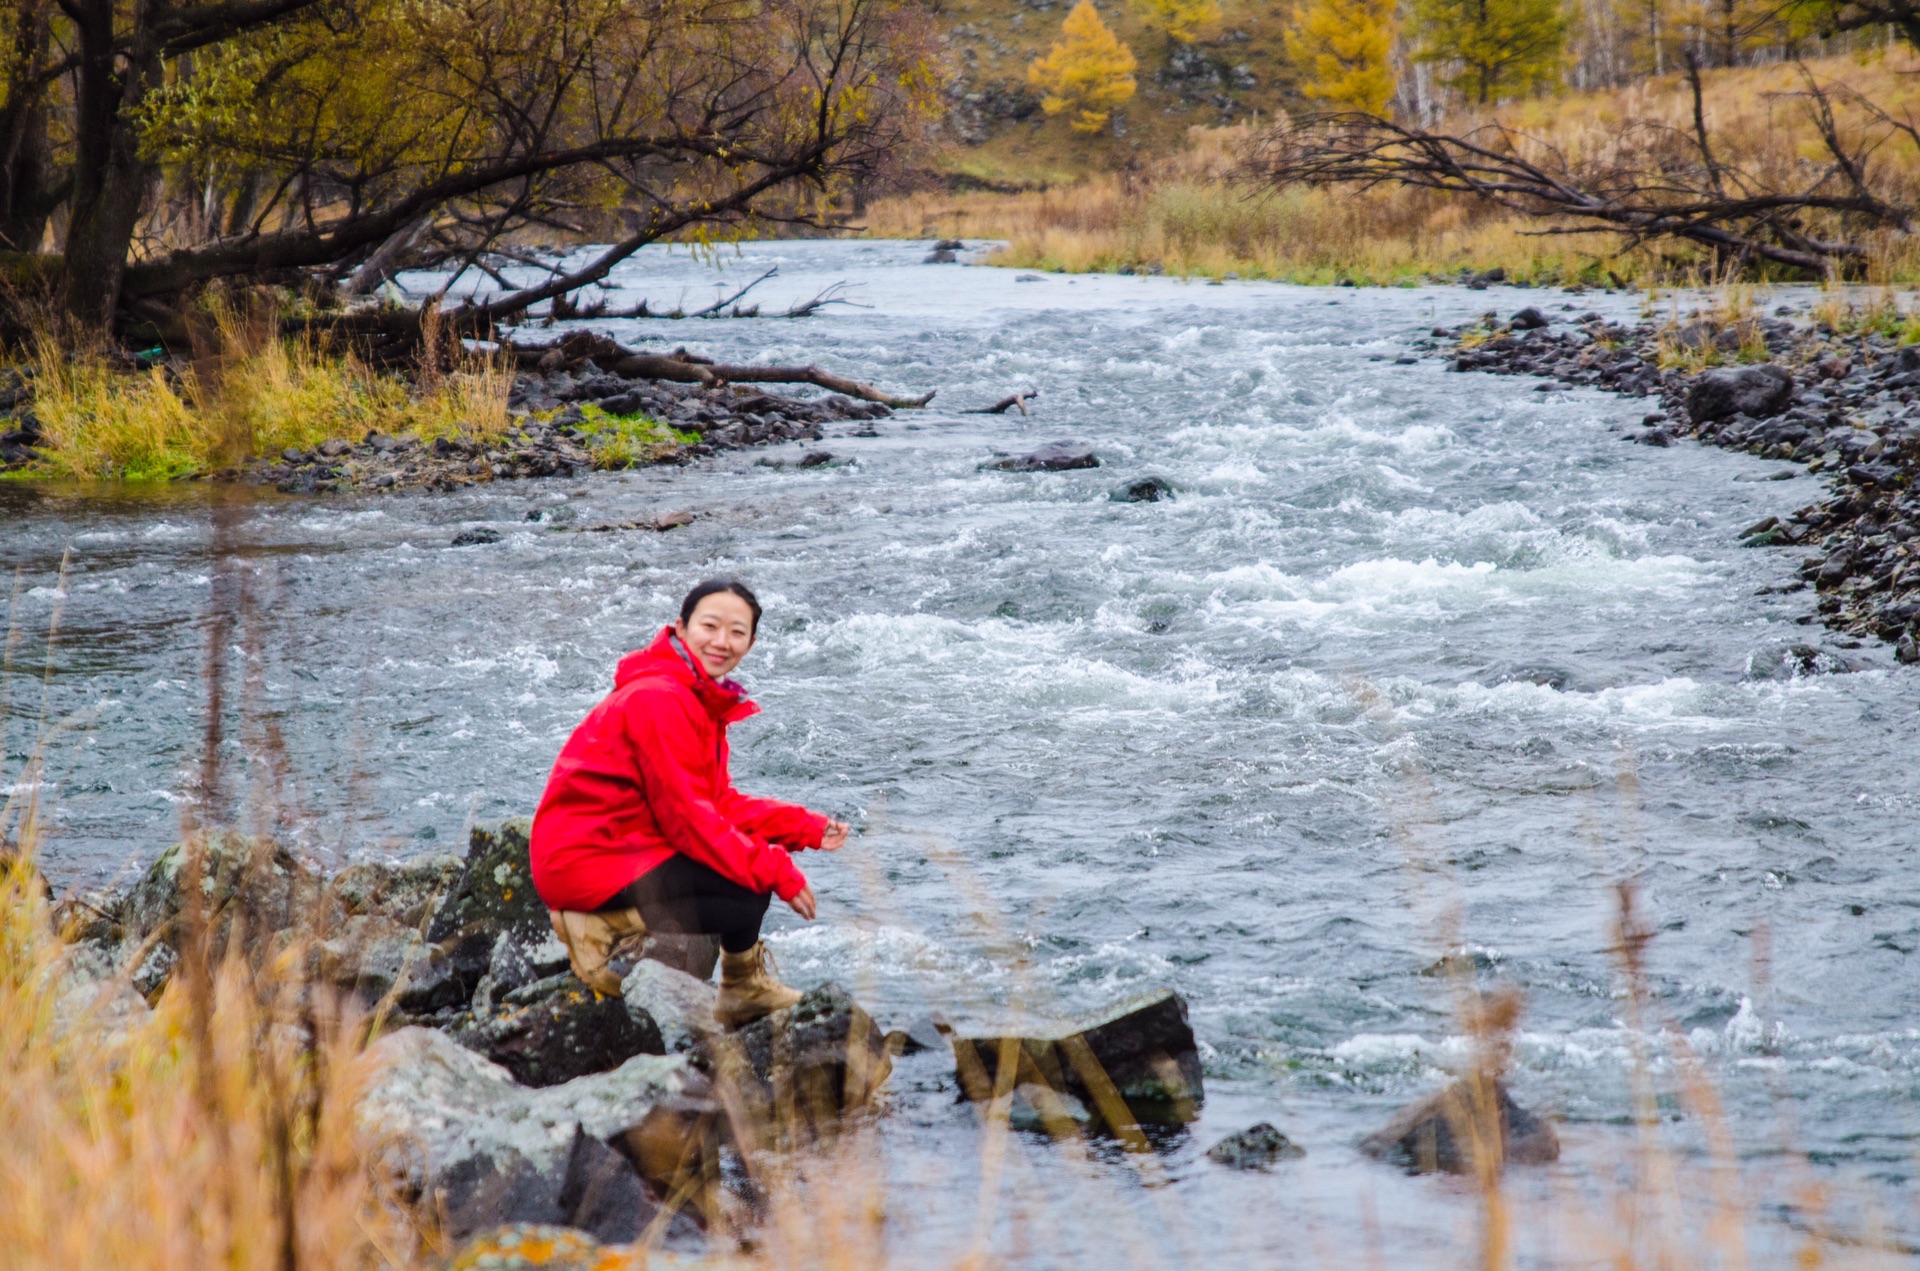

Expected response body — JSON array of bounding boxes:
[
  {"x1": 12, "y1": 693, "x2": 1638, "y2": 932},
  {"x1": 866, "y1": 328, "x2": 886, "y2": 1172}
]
[{"x1": 530, "y1": 578, "x2": 848, "y2": 1028}]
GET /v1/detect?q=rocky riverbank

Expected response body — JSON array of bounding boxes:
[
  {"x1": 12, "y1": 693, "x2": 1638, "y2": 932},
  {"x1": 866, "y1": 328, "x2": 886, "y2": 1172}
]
[
  {"x1": 1433, "y1": 304, "x2": 1920, "y2": 663},
  {"x1": 0, "y1": 349, "x2": 896, "y2": 492},
  {"x1": 39, "y1": 819, "x2": 1554, "y2": 1264}
]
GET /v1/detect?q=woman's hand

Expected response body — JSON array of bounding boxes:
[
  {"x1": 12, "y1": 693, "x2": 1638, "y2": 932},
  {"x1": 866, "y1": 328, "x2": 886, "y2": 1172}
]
[
  {"x1": 787, "y1": 885, "x2": 817, "y2": 920},
  {"x1": 820, "y1": 819, "x2": 850, "y2": 851}
]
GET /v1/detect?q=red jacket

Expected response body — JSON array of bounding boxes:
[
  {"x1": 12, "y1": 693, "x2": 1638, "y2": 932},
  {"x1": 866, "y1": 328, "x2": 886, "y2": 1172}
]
[{"x1": 530, "y1": 627, "x2": 825, "y2": 910}]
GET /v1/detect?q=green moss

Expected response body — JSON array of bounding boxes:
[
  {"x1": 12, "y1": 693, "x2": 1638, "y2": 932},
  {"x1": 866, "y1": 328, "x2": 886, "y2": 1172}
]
[{"x1": 544, "y1": 402, "x2": 699, "y2": 470}]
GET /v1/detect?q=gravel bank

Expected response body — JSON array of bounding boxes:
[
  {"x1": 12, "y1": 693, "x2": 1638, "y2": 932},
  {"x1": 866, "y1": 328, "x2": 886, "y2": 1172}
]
[{"x1": 1433, "y1": 303, "x2": 1920, "y2": 663}]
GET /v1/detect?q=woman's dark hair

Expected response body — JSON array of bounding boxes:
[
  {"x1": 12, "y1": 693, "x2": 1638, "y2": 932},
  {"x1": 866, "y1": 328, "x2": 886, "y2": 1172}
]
[{"x1": 679, "y1": 578, "x2": 762, "y2": 635}]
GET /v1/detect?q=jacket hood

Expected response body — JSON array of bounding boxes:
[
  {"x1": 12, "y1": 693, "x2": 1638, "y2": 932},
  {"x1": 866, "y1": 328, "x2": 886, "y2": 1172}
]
[{"x1": 614, "y1": 626, "x2": 759, "y2": 723}]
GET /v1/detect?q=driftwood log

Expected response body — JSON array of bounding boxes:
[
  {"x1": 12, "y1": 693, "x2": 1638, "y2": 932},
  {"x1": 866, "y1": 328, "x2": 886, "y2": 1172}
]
[{"x1": 510, "y1": 331, "x2": 934, "y2": 409}]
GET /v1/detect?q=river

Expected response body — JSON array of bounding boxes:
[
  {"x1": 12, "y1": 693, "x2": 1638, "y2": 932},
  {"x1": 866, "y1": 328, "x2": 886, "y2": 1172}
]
[{"x1": 4, "y1": 241, "x2": 1917, "y2": 1265}]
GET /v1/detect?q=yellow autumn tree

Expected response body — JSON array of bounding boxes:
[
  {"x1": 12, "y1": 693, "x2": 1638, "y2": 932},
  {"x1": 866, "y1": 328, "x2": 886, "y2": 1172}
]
[
  {"x1": 1028, "y1": 1, "x2": 1139, "y2": 134},
  {"x1": 1285, "y1": 0, "x2": 1399, "y2": 114},
  {"x1": 1136, "y1": 0, "x2": 1223, "y2": 43}
]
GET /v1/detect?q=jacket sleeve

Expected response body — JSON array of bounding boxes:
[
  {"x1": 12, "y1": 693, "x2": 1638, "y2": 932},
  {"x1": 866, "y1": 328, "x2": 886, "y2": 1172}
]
[
  {"x1": 720, "y1": 789, "x2": 827, "y2": 850},
  {"x1": 625, "y1": 690, "x2": 808, "y2": 901}
]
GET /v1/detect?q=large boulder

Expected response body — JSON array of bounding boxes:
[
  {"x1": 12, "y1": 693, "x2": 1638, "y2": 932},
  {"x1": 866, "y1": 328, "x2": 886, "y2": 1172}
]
[
  {"x1": 951, "y1": 989, "x2": 1204, "y2": 1130},
  {"x1": 1685, "y1": 364, "x2": 1794, "y2": 423},
  {"x1": 986, "y1": 441, "x2": 1099, "y2": 472},
  {"x1": 112, "y1": 833, "x2": 324, "y2": 995},
  {"x1": 455, "y1": 975, "x2": 665, "y2": 1087},
  {"x1": 361, "y1": 1027, "x2": 704, "y2": 1243},
  {"x1": 697, "y1": 982, "x2": 891, "y2": 1132},
  {"x1": 1359, "y1": 1077, "x2": 1559, "y2": 1174}
]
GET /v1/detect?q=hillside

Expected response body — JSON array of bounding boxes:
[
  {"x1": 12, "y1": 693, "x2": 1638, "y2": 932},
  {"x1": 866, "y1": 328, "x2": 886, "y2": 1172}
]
[
  {"x1": 931, "y1": 0, "x2": 1295, "y2": 184},
  {"x1": 880, "y1": 49, "x2": 1920, "y2": 285}
]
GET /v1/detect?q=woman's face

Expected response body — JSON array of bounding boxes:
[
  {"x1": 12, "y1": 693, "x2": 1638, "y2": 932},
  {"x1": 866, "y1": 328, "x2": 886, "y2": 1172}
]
[{"x1": 676, "y1": 593, "x2": 757, "y2": 680}]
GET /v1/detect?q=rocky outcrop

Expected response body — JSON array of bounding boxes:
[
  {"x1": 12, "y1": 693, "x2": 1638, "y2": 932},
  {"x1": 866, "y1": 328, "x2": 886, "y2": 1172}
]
[
  {"x1": 697, "y1": 983, "x2": 891, "y2": 1131},
  {"x1": 1359, "y1": 1078, "x2": 1559, "y2": 1174},
  {"x1": 362, "y1": 1027, "x2": 705, "y2": 1244},
  {"x1": 952, "y1": 989, "x2": 1204, "y2": 1131}
]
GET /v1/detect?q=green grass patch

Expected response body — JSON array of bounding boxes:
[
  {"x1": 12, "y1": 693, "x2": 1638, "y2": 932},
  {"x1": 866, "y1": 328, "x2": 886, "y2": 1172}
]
[{"x1": 553, "y1": 402, "x2": 699, "y2": 470}]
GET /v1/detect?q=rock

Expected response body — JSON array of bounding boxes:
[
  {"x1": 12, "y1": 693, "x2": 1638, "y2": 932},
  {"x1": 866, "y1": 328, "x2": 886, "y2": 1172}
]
[
  {"x1": 1509, "y1": 306, "x2": 1549, "y2": 330},
  {"x1": 1635, "y1": 429, "x2": 1673, "y2": 447},
  {"x1": 952, "y1": 988, "x2": 1205, "y2": 1129},
  {"x1": 622, "y1": 959, "x2": 718, "y2": 1053},
  {"x1": 1205, "y1": 1122, "x2": 1305, "y2": 1169},
  {"x1": 52, "y1": 941, "x2": 152, "y2": 1040},
  {"x1": 896, "y1": 1013, "x2": 954, "y2": 1055},
  {"x1": 361, "y1": 1027, "x2": 704, "y2": 1241},
  {"x1": 453, "y1": 527, "x2": 503, "y2": 546},
  {"x1": 1685, "y1": 364, "x2": 1794, "y2": 423},
  {"x1": 1109, "y1": 475, "x2": 1175, "y2": 503},
  {"x1": 698, "y1": 982, "x2": 891, "y2": 1128},
  {"x1": 987, "y1": 441, "x2": 1099, "y2": 472},
  {"x1": 1899, "y1": 345, "x2": 1920, "y2": 373},
  {"x1": 332, "y1": 855, "x2": 464, "y2": 927},
  {"x1": 114, "y1": 833, "x2": 323, "y2": 992},
  {"x1": 933, "y1": 238, "x2": 965, "y2": 250},
  {"x1": 923, "y1": 248, "x2": 958, "y2": 264},
  {"x1": 798, "y1": 450, "x2": 834, "y2": 468},
  {"x1": 1897, "y1": 633, "x2": 1918, "y2": 663},
  {"x1": 428, "y1": 821, "x2": 550, "y2": 947},
  {"x1": 315, "y1": 914, "x2": 467, "y2": 1012},
  {"x1": 456, "y1": 976, "x2": 665, "y2": 1087},
  {"x1": 1359, "y1": 1078, "x2": 1559, "y2": 1174},
  {"x1": 634, "y1": 932, "x2": 720, "y2": 980},
  {"x1": 487, "y1": 928, "x2": 572, "y2": 998}
]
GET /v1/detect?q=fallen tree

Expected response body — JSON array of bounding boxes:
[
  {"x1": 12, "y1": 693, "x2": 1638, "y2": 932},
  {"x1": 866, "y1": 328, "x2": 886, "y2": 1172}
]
[
  {"x1": 1250, "y1": 61, "x2": 1918, "y2": 277},
  {"x1": 508, "y1": 330, "x2": 935, "y2": 408}
]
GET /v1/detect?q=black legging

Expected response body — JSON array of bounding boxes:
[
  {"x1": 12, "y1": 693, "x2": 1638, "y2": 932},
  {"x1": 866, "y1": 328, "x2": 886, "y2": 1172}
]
[{"x1": 594, "y1": 854, "x2": 771, "y2": 954}]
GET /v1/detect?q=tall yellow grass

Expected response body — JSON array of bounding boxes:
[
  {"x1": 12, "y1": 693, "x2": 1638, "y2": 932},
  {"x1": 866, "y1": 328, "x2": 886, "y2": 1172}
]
[
  {"x1": 870, "y1": 50, "x2": 1920, "y2": 285},
  {"x1": 20, "y1": 310, "x2": 512, "y2": 482}
]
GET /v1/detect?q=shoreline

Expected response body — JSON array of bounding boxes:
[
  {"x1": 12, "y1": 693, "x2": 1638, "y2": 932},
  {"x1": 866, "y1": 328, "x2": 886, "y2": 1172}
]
[{"x1": 1432, "y1": 303, "x2": 1920, "y2": 662}]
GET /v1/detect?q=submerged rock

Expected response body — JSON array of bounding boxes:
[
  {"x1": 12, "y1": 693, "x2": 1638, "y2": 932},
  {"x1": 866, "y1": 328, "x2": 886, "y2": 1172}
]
[
  {"x1": 1359, "y1": 1078, "x2": 1559, "y2": 1174},
  {"x1": 1509, "y1": 306, "x2": 1549, "y2": 330},
  {"x1": 362, "y1": 1027, "x2": 704, "y2": 1242},
  {"x1": 455, "y1": 975, "x2": 665, "y2": 1087},
  {"x1": 1205, "y1": 1122, "x2": 1305, "y2": 1169},
  {"x1": 1109, "y1": 475, "x2": 1175, "y2": 503},
  {"x1": 986, "y1": 441, "x2": 1099, "y2": 472},
  {"x1": 698, "y1": 982, "x2": 891, "y2": 1128},
  {"x1": 952, "y1": 989, "x2": 1205, "y2": 1129},
  {"x1": 1685, "y1": 364, "x2": 1794, "y2": 423}
]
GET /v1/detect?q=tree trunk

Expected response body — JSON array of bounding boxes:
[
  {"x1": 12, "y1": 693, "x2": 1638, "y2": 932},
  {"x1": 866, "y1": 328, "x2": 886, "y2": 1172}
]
[
  {"x1": 0, "y1": 0, "x2": 57, "y2": 253},
  {"x1": 62, "y1": 0, "x2": 161, "y2": 326}
]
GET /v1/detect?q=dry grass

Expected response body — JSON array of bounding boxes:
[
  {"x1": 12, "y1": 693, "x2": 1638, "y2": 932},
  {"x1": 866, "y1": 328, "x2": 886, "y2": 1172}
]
[
  {"x1": 870, "y1": 49, "x2": 1920, "y2": 285},
  {"x1": 17, "y1": 306, "x2": 512, "y2": 482},
  {"x1": 0, "y1": 848, "x2": 427, "y2": 1271}
]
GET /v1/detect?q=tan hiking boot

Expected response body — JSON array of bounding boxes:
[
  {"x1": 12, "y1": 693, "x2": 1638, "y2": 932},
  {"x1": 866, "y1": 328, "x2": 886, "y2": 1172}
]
[
  {"x1": 715, "y1": 941, "x2": 803, "y2": 1029},
  {"x1": 548, "y1": 907, "x2": 647, "y2": 996}
]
